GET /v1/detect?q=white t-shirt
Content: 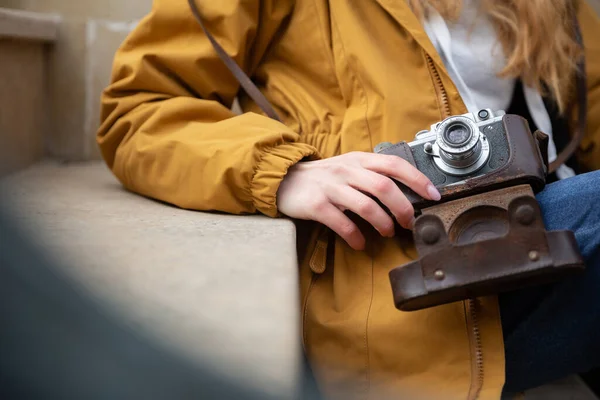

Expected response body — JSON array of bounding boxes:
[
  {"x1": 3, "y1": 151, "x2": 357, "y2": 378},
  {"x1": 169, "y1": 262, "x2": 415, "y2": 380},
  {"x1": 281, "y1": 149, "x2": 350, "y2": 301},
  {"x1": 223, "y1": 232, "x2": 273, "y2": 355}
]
[{"x1": 421, "y1": 0, "x2": 575, "y2": 178}]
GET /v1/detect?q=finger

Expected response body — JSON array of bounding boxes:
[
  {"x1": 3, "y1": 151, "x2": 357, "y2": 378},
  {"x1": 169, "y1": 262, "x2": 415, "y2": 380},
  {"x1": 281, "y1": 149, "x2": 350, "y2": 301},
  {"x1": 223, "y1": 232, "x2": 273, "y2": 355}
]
[
  {"x1": 360, "y1": 154, "x2": 441, "y2": 201},
  {"x1": 346, "y1": 169, "x2": 415, "y2": 229},
  {"x1": 311, "y1": 201, "x2": 365, "y2": 250},
  {"x1": 326, "y1": 185, "x2": 396, "y2": 237}
]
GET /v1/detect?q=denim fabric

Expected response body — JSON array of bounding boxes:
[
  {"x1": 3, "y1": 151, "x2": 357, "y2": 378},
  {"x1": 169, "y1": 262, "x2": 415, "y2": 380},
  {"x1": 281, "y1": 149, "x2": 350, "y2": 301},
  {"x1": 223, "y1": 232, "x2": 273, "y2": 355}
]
[{"x1": 501, "y1": 170, "x2": 600, "y2": 393}]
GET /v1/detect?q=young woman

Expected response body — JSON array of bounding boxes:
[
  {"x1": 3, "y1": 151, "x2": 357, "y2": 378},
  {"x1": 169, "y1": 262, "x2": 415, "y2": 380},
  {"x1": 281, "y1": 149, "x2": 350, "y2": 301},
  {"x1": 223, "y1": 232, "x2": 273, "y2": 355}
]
[{"x1": 97, "y1": 0, "x2": 600, "y2": 398}]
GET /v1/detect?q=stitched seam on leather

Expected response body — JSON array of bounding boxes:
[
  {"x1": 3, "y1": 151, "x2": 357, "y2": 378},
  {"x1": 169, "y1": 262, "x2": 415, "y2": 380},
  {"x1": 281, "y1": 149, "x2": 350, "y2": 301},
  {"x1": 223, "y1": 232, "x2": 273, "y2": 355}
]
[
  {"x1": 505, "y1": 118, "x2": 518, "y2": 170},
  {"x1": 387, "y1": 143, "x2": 418, "y2": 170},
  {"x1": 391, "y1": 144, "x2": 409, "y2": 159},
  {"x1": 399, "y1": 144, "x2": 414, "y2": 165}
]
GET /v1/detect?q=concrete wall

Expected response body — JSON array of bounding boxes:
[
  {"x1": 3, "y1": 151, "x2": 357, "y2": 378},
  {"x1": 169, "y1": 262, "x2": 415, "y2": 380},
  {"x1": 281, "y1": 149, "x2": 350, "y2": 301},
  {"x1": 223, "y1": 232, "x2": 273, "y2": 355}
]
[
  {"x1": 0, "y1": 39, "x2": 47, "y2": 175},
  {"x1": 3, "y1": 0, "x2": 152, "y2": 161},
  {"x1": 0, "y1": 8, "x2": 60, "y2": 176}
]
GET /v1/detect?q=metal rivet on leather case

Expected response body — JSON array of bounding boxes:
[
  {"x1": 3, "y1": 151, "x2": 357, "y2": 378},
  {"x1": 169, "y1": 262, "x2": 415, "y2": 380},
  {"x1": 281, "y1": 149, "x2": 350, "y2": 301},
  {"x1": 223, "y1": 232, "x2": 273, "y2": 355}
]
[
  {"x1": 419, "y1": 224, "x2": 441, "y2": 245},
  {"x1": 434, "y1": 270, "x2": 445, "y2": 281},
  {"x1": 515, "y1": 204, "x2": 536, "y2": 225}
]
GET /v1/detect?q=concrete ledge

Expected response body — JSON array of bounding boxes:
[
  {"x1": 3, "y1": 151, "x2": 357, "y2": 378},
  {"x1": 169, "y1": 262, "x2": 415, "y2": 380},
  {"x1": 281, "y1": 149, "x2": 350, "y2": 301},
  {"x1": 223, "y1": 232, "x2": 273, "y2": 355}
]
[
  {"x1": 0, "y1": 8, "x2": 60, "y2": 42},
  {"x1": 0, "y1": 161, "x2": 302, "y2": 398}
]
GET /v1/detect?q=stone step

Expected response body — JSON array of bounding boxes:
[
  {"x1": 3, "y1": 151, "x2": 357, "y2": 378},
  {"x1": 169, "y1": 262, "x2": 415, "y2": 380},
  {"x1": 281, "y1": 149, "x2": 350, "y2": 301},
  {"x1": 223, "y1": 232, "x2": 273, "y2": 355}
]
[
  {"x1": 0, "y1": 161, "x2": 302, "y2": 399},
  {"x1": 0, "y1": 8, "x2": 60, "y2": 177}
]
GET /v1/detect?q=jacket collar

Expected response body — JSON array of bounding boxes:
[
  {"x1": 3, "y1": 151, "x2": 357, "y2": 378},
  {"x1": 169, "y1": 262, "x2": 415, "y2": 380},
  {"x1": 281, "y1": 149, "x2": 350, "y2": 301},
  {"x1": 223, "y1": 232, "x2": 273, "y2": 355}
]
[{"x1": 373, "y1": 0, "x2": 446, "y2": 70}]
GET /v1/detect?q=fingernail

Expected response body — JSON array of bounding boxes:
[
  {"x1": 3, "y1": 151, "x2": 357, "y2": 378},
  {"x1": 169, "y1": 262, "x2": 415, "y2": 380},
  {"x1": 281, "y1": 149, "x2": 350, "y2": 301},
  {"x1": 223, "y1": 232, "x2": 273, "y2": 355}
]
[
  {"x1": 378, "y1": 228, "x2": 395, "y2": 238},
  {"x1": 409, "y1": 216, "x2": 416, "y2": 230},
  {"x1": 427, "y1": 184, "x2": 441, "y2": 201}
]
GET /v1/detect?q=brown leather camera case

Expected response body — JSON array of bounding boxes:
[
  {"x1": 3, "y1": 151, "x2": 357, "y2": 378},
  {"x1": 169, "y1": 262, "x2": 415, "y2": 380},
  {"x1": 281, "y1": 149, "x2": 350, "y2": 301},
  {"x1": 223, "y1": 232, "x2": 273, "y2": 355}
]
[{"x1": 389, "y1": 185, "x2": 585, "y2": 312}]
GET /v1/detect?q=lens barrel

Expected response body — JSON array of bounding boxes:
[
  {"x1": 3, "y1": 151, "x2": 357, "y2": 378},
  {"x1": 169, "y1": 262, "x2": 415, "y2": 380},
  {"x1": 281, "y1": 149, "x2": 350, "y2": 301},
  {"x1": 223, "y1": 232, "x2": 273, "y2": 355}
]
[
  {"x1": 432, "y1": 115, "x2": 491, "y2": 176},
  {"x1": 443, "y1": 122, "x2": 473, "y2": 148}
]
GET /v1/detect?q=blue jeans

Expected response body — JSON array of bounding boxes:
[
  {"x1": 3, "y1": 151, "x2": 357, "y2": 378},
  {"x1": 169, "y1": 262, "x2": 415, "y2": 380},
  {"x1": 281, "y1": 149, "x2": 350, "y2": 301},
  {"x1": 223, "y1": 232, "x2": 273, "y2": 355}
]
[{"x1": 501, "y1": 170, "x2": 600, "y2": 393}]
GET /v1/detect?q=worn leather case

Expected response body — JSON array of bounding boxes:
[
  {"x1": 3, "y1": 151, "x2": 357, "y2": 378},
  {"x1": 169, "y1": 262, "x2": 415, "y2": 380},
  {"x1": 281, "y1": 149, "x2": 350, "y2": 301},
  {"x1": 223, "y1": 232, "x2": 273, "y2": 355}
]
[{"x1": 389, "y1": 185, "x2": 585, "y2": 311}]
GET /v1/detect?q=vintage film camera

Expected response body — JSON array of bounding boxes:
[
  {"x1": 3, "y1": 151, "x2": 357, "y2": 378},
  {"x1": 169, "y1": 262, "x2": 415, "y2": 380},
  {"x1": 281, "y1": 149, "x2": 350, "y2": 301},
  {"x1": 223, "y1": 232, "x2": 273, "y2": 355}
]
[{"x1": 375, "y1": 110, "x2": 585, "y2": 312}]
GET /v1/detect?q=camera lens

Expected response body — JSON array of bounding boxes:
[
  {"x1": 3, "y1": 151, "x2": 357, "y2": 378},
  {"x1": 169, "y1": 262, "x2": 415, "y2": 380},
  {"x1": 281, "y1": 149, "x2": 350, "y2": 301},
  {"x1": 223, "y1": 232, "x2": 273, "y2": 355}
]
[
  {"x1": 434, "y1": 115, "x2": 490, "y2": 176},
  {"x1": 443, "y1": 123, "x2": 472, "y2": 148}
]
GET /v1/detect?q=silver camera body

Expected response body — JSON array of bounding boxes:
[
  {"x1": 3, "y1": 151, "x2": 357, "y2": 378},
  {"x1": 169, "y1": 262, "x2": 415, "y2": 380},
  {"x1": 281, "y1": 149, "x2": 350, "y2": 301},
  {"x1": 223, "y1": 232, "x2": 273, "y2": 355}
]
[{"x1": 376, "y1": 109, "x2": 507, "y2": 183}]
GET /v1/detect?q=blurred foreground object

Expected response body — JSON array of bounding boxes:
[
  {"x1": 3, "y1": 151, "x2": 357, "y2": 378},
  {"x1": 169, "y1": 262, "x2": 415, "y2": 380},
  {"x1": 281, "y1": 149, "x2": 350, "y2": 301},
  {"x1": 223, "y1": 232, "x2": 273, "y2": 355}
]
[
  {"x1": 0, "y1": 202, "x2": 278, "y2": 400},
  {"x1": 0, "y1": 161, "x2": 309, "y2": 399}
]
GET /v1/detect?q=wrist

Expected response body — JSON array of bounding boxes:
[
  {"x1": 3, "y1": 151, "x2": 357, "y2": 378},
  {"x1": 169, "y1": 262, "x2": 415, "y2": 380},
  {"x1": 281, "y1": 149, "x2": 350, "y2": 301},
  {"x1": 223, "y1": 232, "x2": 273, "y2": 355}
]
[{"x1": 251, "y1": 143, "x2": 320, "y2": 217}]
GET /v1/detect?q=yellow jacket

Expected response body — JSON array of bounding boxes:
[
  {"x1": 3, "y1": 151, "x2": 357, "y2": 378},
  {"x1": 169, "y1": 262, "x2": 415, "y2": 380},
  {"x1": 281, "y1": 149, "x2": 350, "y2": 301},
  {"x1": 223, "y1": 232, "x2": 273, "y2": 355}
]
[{"x1": 97, "y1": 1, "x2": 600, "y2": 398}]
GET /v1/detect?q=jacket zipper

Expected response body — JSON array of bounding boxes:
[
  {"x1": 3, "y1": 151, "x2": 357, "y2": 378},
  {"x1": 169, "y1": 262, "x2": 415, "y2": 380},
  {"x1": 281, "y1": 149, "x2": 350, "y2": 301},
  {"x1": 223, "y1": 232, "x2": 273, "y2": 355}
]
[
  {"x1": 425, "y1": 54, "x2": 452, "y2": 119},
  {"x1": 466, "y1": 298, "x2": 484, "y2": 400},
  {"x1": 426, "y1": 52, "x2": 484, "y2": 399}
]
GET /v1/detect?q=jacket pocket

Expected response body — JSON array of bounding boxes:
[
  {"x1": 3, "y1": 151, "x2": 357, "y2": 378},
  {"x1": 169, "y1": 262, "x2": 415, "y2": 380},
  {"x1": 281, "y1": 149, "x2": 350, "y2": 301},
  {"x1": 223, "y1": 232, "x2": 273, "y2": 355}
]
[
  {"x1": 309, "y1": 225, "x2": 331, "y2": 274},
  {"x1": 302, "y1": 224, "x2": 331, "y2": 351}
]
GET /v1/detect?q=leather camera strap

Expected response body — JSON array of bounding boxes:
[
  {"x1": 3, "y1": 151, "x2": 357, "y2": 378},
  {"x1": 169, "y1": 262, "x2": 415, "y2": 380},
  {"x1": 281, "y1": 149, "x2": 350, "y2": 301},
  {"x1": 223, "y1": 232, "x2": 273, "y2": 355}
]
[
  {"x1": 187, "y1": 0, "x2": 282, "y2": 121},
  {"x1": 188, "y1": 0, "x2": 586, "y2": 172}
]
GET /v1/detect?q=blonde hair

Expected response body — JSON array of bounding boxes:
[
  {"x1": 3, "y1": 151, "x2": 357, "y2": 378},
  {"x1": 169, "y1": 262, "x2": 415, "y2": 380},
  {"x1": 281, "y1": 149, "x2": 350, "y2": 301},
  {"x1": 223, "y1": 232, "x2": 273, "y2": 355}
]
[{"x1": 408, "y1": 0, "x2": 583, "y2": 113}]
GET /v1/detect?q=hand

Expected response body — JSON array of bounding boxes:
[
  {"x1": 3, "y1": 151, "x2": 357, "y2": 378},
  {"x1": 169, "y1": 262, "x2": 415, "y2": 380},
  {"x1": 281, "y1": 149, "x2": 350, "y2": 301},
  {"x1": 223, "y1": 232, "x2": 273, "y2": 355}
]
[{"x1": 276, "y1": 151, "x2": 441, "y2": 250}]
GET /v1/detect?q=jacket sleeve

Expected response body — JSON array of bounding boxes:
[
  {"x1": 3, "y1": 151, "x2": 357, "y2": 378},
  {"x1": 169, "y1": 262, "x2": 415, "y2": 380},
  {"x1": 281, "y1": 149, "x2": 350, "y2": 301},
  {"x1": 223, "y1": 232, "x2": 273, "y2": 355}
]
[
  {"x1": 97, "y1": 0, "x2": 319, "y2": 217},
  {"x1": 578, "y1": 1, "x2": 600, "y2": 171}
]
